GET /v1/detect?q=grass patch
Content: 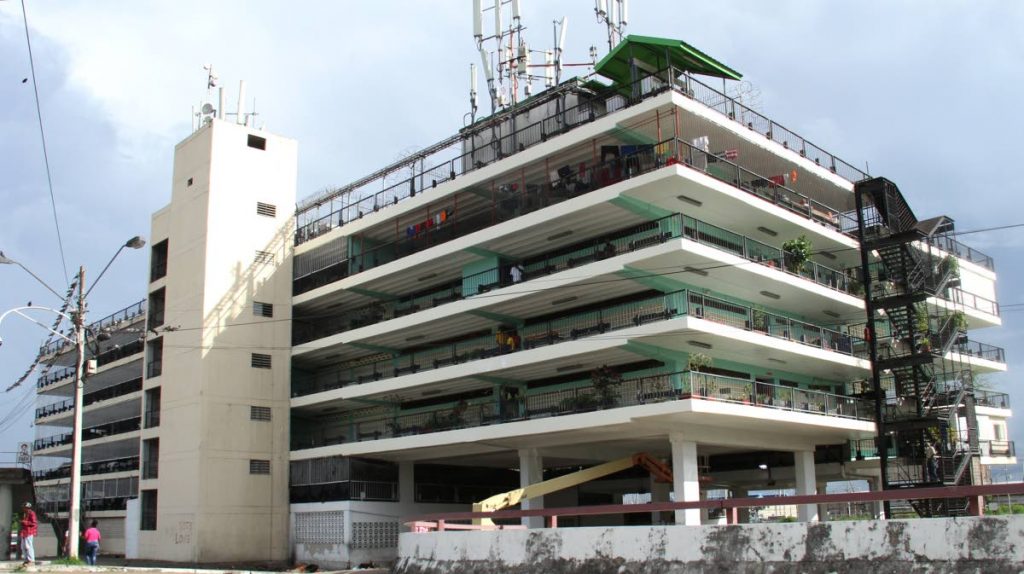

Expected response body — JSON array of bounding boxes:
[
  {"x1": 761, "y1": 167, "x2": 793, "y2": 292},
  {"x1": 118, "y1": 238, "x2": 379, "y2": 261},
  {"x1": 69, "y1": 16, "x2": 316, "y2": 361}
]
[{"x1": 51, "y1": 557, "x2": 86, "y2": 566}]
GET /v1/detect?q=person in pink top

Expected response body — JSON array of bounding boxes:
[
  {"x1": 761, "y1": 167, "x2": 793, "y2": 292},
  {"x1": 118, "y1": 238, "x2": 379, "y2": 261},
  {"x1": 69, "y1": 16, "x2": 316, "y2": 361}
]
[{"x1": 82, "y1": 520, "x2": 101, "y2": 565}]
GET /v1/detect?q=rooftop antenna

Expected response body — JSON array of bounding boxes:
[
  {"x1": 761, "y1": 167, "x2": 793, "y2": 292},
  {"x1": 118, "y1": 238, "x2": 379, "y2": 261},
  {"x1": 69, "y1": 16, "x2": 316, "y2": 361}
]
[
  {"x1": 555, "y1": 16, "x2": 568, "y2": 84},
  {"x1": 595, "y1": 0, "x2": 627, "y2": 52}
]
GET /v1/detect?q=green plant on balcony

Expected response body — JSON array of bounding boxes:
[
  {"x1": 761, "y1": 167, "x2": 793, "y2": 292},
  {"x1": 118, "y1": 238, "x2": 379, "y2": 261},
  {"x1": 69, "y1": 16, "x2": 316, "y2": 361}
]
[
  {"x1": 590, "y1": 365, "x2": 622, "y2": 408},
  {"x1": 914, "y1": 305, "x2": 930, "y2": 334},
  {"x1": 687, "y1": 352, "x2": 713, "y2": 372},
  {"x1": 952, "y1": 311, "x2": 968, "y2": 331},
  {"x1": 751, "y1": 309, "x2": 769, "y2": 332},
  {"x1": 782, "y1": 235, "x2": 813, "y2": 273}
]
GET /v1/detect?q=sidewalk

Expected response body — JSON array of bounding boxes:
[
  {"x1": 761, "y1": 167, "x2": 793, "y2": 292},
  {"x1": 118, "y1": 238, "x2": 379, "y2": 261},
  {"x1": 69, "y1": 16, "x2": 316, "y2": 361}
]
[{"x1": 0, "y1": 561, "x2": 388, "y2": 574}]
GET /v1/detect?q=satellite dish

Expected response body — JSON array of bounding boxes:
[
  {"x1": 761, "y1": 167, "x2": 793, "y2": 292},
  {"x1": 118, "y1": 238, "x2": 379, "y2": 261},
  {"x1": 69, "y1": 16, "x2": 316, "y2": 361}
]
[{"x1": 201, "y1": 103, "x2": 215, "y2": 115}]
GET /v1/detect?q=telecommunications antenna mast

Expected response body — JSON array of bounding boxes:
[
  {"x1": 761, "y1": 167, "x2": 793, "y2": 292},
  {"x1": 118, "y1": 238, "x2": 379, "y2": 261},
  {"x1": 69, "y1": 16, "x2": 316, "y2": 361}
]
[
  {"x1": 471, "y1": 0, "x2": 531, "y2": 115},
  {"x1": 594, "y1": 0, "x2": 628, "y2": 52}
]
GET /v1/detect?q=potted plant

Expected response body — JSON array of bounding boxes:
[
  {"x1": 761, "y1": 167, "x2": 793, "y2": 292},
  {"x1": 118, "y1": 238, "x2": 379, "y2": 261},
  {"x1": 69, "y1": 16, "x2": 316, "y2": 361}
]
[
  {"x1": 752, "y1": 309, "x2": 769, "y2": 333},
  {"x1": 952, "y1": 311, "x2": 968, "y2": 331},
  {"x1": 687, "y1": 352, "x2": 713, "y2": 372},
  {"x1": 782, "y1": 235, "x2": 813, "y2": 274}
]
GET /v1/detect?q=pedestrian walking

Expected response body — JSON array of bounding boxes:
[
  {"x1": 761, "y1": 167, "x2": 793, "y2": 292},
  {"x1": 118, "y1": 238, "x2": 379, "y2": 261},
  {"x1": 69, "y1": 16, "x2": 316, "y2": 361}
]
[
  {"x1": 82, "y1": 520, "x2": 102, "y2": 565},
  {"x1": 925, "y1": 441, "x2": 939, "y2": 482},
  {"x1": 20, "y1": 502, "x2": 37, "y2": 565}
]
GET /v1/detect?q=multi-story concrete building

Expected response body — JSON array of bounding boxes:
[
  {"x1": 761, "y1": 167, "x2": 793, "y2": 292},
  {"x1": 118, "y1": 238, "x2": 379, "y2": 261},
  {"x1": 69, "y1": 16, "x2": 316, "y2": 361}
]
[
  {"x1": 30, "y1": 300, "x2": 147, "y2": 556},
  {"x1": 26, "y1": 33, "x2": 1015, "y2": 567}
]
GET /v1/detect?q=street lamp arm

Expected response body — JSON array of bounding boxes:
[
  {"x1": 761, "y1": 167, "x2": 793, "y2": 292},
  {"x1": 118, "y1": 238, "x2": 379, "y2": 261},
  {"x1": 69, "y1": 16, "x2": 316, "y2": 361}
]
[
  {"x1": 83, "y1": 236, "x2": 145, "y2": 299},
  {"x1": 0, "y1": 306, "x2": 76, "y2": 345},
  {"x1": 0, "y1": 253, "x2": 66, "y2": 302}
]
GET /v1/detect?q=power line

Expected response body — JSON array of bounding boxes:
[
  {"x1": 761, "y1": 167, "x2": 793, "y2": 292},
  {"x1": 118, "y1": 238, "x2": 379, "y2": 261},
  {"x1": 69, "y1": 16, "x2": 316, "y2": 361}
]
[{"x1": 20, "y1": 0, "x2": 70, "y2": 285}]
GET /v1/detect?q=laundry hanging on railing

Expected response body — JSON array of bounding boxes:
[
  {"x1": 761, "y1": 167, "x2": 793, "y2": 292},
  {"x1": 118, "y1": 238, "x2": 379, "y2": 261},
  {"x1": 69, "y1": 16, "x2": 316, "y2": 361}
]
[{"x1": 406, "y1": 208, "x2": 451, "y2": 237}]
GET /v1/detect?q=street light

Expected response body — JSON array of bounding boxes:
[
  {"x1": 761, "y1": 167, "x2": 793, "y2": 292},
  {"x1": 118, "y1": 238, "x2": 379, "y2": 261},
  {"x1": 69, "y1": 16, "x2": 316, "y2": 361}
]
[{"x1": 0, "y1": 236, "x2": 145, "y2": 559}]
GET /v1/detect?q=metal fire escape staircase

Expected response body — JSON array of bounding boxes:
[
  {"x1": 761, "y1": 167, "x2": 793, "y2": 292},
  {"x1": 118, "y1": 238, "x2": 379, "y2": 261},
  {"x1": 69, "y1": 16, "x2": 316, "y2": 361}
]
[{"x1": 854, "y1": 177, "x2": 979, "y2": 518}]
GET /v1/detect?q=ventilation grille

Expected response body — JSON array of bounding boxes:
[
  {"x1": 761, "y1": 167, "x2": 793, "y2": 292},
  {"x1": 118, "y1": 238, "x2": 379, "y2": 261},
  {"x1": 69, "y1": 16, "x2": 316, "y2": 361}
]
[
  {"x1": 249, "y1": 459, "x2": 271, "y2": 474},
  {"x1": 251, "y1": 353, "x2": 272, "y2": 369},
  {"x1": 254, "y1": 250, "x2": 275, "y2": 264},
  {"x1": 294, "y1": 511, "x2": 344, "y2": 544},
  {"x1": 253, "y1": 302, "x2": 274, "y2": 317},
  {"x1": 256, "y1": 202, "x2": 277, "y2": 218},
  {"x1": 250, "y1": 406, "x2": 272, "y2": 421}
]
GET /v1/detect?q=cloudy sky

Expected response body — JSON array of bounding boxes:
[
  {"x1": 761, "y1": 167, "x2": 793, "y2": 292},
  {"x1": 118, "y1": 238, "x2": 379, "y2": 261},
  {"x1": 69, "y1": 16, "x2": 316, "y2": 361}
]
[{"x1": 1, "y1": 1, "x2": 1022, "y2": 477}]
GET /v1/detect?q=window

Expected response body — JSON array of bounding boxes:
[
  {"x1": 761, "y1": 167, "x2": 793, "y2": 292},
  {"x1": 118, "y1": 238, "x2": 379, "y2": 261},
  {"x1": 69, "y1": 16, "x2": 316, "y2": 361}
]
[
  {"x1": 144, "y1": 388, "x2": 161, "y2": 428},
  {"x1": 256, "y1": 202, "x2": 277, "y2": 218},
  {"x1": 251, "y1": 406, "x2": 272, "y2": 421},
  {"x1": 146, "y1": 338, "x2": 163, "y2": 378},
  {"x1": 148, "y1": 288, "x2": 166, "y2": 329},
  {"x1": 254, "y1": 250, "x2": 275, "y2": 264},
  {"x1": 251, "y1": 353, "x2": 272, "y2": 369},
  {"x1": 253, "y1": 302, "x2": 274, "y2": 318},
  {"x1": 140, "y1": 490, "x2": 157, "y2": 530},
  {"x1": 994, "y1": 423, "x2": 1006, "y2": 441},
  {"x1": 250, "y1": 459, "x2": 271, "y2": 474},
  {"x1": 247, "y1": 134, "x2": 267, "y2": 150},
  {"x1": 187, "y1": 177, "x2": 193, "y2": 187},
  {"x1": 150, "y1": 240, "x2": 168, "y2": 282},
  {"x1": 142, "y1": 439, "x2": 159, "y2": 479}
]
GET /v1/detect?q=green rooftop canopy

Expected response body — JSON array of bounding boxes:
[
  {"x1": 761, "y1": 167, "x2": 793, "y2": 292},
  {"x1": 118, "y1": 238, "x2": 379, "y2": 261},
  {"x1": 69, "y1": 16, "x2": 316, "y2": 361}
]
[{"x1": 594, "y1": 35, "x2": 742, "y2": 86}]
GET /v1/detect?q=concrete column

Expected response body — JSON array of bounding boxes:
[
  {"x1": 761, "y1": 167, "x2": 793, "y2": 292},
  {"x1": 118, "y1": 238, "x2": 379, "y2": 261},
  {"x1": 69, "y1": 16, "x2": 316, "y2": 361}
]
[
  {"x1": 650, "y1": 475, "x2": 671, "y2": 524},
  {"x1": 734, "y1": 488, "x2": 751, "y2": 524},
  {"x1": 793, "y1": 450, "x2": 818, "y2": 522},
  {"x1": 870, "y1": 476, "x2": 886, "y2": 519},
  {"x1": 670, "y1": 433, "x2": 700, "y2": 525},
  {"x1": 399, "y1": 461, "x2": 415, "y2": 504},
  {"x1": 518, "y1": 448, "x2": 544, "y2": 528},
  {"x1": 816, "y1": 481, "x2": 829, "y2": 522},
  {"x1": 0, "y1": 484, "x2": 10, "y2": 560}
]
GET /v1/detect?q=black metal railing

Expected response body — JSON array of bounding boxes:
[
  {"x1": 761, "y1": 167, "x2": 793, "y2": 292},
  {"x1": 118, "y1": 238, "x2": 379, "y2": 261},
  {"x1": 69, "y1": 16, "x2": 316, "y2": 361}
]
[
  {"x1": 146, "y1": 359, "x2": 162, "y2": 378},
  {"x1": 292, "y1": 370, "x2": 872, "y2": 450},
  {"x1": 32, "y1": 456, "x2": 139, "y2": 481},
  {"x1": 289, "y1": 480, "x2": 399, "y2": 503},
  {"x1": 294, "y1": 64, "x2": 872, "y2": 246},
  {"x1": 38, "y1": 299, "x2": 146, "y2": 357},
  {"x1": 952, "y1": 339, "x2": 1006, "y2": 363},
  {"x1": 925, "y1": 234, "x2": 994, "y2": 271},
  {"x1": 33, "y1": 417, "x2": 142, "y2": 450},
  {"x1": 292, "y1": 287, "x2": 865, "y2": 398},
  {"x1": 144, "y1": 409, "x2": 161, "y2": 428},
  {"x1": 35, "y1": 377, "x2": 142, "y2": 419},
  {"x1": 979, "y1": 440, "x2": 1015, "y2": 457},
  {"x1": 293, "y1": 212, "x2": 856, "y2": 344},
  {"x1": 975, "y1": 390, "x2": 1010, "y2": 409},
  {"x1": 36, "y1": 339, "x2": 145, "y2": 390},
  {"x1": 142, "y1": 460, "x2": 159, "y2": 480},
  {"x1": 294, "y1": 135, "x2": 868, "y2": 297}
]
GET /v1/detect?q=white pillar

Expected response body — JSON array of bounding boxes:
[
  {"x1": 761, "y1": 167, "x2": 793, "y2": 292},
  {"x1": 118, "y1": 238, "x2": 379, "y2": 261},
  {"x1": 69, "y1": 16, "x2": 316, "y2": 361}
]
[
  {"x1": 399, "y1": 461, "x2": 415, "y2": 504},
  {"x1": 518, "y1": 448, "x2": 544, "y2": 528},
  {"x1": 670, "y1": 433, "x2": 700, "y2": 525},
  {"x1": 0, "y1": 484, "x2": 10, "y2": 560},
  {"x1": 816, "y1": 481, "x2": 829, "y2": 522},
  {"x1": 650, "y1": 475, "x2": 671, "y2": 524},
  {"x1": 871, "y1": 476, "x2": 886, "y2": 519},
  {"x1": 794, "y1": 450, "x2": 818, "y2": 522}
]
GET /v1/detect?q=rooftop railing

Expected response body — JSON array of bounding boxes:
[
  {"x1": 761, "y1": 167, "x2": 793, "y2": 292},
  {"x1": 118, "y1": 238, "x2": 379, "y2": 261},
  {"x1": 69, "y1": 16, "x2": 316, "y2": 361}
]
[
  {"x1": 291, "y1": 370, "x2": 872, "y2": 450},
  {"x1": 293, "y1": 212, "x2": 856, "y2": 345},
  {"x1": 292, "y1": 287, "x2": 865, "y2": 398},
  {"x1": 38, "y1": 299, "x2": 146, "y2": 357},
  {"x1": 294, "y1": 65, "x2": 871, "y2": 245}
]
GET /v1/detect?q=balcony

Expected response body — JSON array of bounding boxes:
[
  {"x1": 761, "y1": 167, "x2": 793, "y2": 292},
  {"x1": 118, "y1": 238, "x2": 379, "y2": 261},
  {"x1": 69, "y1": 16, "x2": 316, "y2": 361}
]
[
  {"x1": 975, "y1": 390, "x2": 1011, "y2": 410},
  {"x1": 38, "y1": 299, "x2": 145, "y2": 357},
  {"x1": 32, "y1": 456, "x2": 139, "y2": 481},
  {"x1": 289, "y1": 480, "x2": 398, "y2": 503},
  {"x1": 292, "y1": 288, "x2": 866, "y2": 398},
  {"x1": 294, "y1": 63, "x2": 871, "y2": 247},
  {"x1": 32, "y1": 416, "x2": 141, "y2": 451},
  {"x1": 293, "y1": 212, "x2": 857, "y2": 345},
  {"x1": 926, "y1": 234, "x2": 994, "y2": 272},
  {"x1": 36, "y1": 339, "x2": 145, "y2": 390},
  {"x1": 979, "y1": 440, "x2": 1015, "y2": 458},
  {"x1": 35, "y1": 377, "x2": 142, "y2": 420},
  {"x1": 142, "y1": 460, "x2": 159, "y2": 480},
  {"x1": 291, "y1": 370, "x2": 873, "y2": 450},
  {"x1": 295, "y1": 136, "x2": 868, "y2": 297},
  {"x1": 146, "y1": 359, "x2": 162, "y2": 379},
  {"x1": 144, "y1": 409, "x2": 160, "y2": 428},
  {"x1": 952, "y1": 339, "x2": 1006, "y2": 364}
]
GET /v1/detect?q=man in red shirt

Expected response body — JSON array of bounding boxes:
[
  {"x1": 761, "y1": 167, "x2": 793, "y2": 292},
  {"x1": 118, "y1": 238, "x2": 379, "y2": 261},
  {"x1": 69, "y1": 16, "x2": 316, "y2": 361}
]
[{"x1": 20, "y1": 502, "x2": 37, "y2": 564}]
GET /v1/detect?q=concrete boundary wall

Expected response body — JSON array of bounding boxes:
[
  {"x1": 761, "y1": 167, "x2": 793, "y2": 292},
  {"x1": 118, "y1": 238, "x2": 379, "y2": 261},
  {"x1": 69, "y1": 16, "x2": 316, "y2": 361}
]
[{"x1": 396, "y1": 516, "x2": 1024, "y2": 574}]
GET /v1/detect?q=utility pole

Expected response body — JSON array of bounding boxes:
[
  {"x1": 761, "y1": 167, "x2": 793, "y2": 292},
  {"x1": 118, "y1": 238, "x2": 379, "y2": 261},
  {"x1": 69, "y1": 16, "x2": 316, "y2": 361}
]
[{"x1": 67, "y1": 266, "x2": 86, "y2": 559}]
